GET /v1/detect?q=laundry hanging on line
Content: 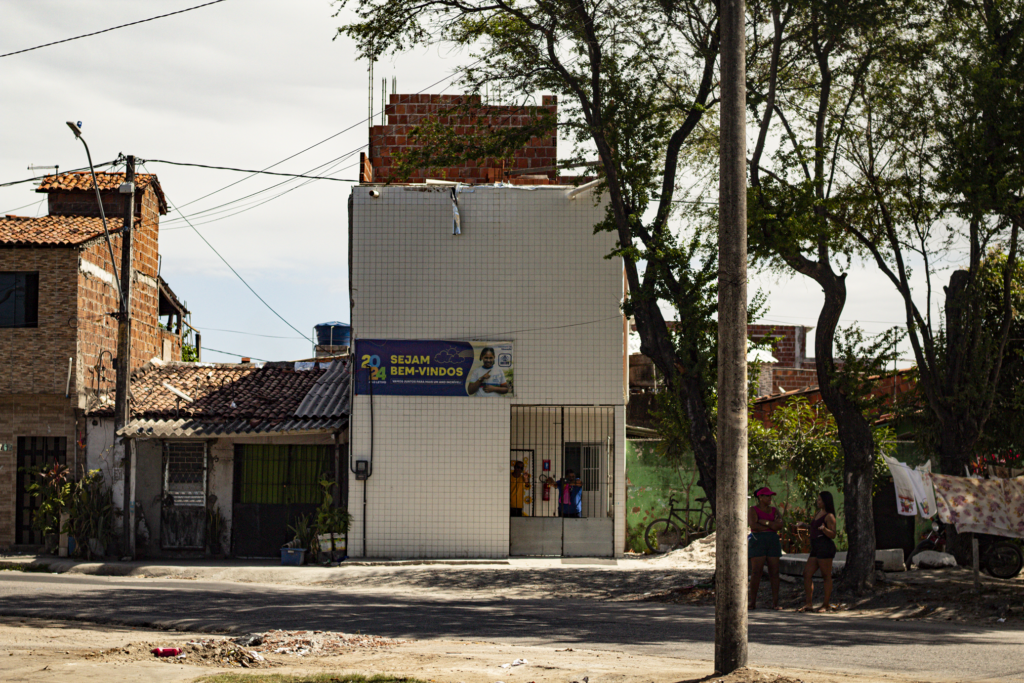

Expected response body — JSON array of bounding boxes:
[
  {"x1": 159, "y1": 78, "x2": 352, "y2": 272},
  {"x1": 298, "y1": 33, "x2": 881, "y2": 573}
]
[
  {"x1": 932, "y1": 473, "x2": 1024, "y2": 539},
  {"x1": 882, "y1": 455, "x2": 937, "y2": 518}
]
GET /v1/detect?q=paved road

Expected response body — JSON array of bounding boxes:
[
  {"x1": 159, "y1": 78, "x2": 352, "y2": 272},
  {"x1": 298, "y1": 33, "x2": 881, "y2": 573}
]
[{"x1": 1, "y1": 573, "x2": 1022, "y2": 681}]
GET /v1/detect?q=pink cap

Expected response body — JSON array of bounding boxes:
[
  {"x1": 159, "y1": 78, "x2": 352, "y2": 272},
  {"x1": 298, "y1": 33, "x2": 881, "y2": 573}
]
[{"x1": 754, "y1": 487, "x2": 777, "y2": 497}]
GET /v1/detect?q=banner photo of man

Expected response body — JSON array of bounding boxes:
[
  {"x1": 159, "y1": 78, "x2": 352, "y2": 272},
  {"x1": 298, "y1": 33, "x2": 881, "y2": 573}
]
[{"x1": 354, "y1": 340, "x2": 514, "y2": 397}]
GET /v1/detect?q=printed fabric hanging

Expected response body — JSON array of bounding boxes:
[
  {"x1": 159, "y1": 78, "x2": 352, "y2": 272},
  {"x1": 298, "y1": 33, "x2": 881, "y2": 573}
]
[{"x1": 932, "y1": 474, "x2": 1024, "y2": 539}]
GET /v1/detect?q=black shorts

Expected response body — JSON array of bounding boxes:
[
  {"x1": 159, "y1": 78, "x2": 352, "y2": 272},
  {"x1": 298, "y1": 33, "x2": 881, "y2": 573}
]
[{"x1": 810, "y1": 536, "x2": 837, "y2": 559}]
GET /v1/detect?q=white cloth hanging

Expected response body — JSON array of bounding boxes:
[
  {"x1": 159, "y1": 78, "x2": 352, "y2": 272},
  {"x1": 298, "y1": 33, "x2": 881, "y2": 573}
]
[
  {"x1": 909, "y1": 460, "x2": 937, "y2": 519},
  {"x1": 884, "y1": 455, "x2": 918, "y2": 516}
]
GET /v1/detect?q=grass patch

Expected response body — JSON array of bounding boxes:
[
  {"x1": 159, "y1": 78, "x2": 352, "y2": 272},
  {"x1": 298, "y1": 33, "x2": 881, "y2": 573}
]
[{"x1": 194, "y1": 675, "x2": 429, "y2": 683}]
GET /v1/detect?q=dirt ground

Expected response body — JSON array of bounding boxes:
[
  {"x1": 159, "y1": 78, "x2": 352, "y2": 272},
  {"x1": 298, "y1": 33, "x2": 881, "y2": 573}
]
[
  {"x1": 647, "y1": 565, "x2": 1024, "y2": 625},
  {"x1": 0, "y1": 617, "x2": 937, "y2": 683}
]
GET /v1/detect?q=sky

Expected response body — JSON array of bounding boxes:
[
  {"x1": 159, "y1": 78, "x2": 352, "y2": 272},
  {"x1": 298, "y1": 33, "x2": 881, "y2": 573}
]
[{"x1": 0, "y1": 0, "x2": 948, "y2": 365}]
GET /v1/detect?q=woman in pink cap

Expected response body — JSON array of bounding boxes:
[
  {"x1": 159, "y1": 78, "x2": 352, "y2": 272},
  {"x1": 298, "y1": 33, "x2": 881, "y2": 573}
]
[{"x1": 748, "y1": 486, "x2": 784, "y2": 610}]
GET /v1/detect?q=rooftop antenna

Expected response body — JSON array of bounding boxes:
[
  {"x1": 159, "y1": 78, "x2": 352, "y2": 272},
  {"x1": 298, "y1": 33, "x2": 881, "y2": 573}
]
[{"x1": 28, "y1": 164, "x2": 59, "y2": 175}]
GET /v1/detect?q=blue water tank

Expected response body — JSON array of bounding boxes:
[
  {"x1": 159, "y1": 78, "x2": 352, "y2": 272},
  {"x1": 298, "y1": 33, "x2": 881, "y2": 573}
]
[{"x1": 315, "y1": 322, "x2": 351, "y2": 347}]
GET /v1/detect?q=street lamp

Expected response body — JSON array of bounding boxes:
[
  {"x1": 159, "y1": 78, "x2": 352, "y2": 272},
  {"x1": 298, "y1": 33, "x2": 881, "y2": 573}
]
[{"x1": 66, "y1": 121, "x2": 123, "y2": 309}]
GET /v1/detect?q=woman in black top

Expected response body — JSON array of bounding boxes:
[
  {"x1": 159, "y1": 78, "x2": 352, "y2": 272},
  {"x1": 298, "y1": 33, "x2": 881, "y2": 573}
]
[{"x1": 797, "y1": 491, "x2": 838, "y2": 612}]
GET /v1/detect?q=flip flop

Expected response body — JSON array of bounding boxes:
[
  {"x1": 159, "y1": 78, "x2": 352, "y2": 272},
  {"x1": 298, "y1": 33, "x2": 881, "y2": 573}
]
[{"x1": 796, "y1": 605, "x2": 814, "y2": 613}]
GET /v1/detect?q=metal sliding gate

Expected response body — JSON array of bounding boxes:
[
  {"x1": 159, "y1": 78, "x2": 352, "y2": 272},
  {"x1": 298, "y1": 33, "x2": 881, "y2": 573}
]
[
  {"x1": 161, "y1": 442, "x2": 208, "y2": 550},
  {"x1": 232, "y1": 444, "x2": 334, "y2": 557},
  {"x1": 509, "y1": 406, "x2": 616, "y2": 556}
]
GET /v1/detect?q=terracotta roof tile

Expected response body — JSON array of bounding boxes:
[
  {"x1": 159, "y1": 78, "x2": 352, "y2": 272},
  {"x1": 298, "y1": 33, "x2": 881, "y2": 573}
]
[
  {"x1": 118, "y1": 362, "x2": 329, "y2": 421},
  {"x1": 37, "y1": 172, "x2": 167, "y2": 213},
  {"x1": 0, "y1": 214, "x2": 124, "y2": 246}
]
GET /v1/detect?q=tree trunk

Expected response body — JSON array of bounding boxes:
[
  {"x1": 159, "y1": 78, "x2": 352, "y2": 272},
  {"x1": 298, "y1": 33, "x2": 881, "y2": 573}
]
[{"x1": 811, "y1": 271, "x2": 877, "y2": 593}]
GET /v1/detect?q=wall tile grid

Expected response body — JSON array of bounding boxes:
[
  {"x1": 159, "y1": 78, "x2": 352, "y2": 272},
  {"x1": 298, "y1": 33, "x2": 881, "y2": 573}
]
[{"x1": 349, "y1": 185, "x2": 625, "y2": 558}]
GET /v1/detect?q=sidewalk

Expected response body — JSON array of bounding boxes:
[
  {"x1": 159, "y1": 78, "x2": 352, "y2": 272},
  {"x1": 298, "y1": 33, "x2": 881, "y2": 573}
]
[{"x1": 0, "y1": 552, "x2": 628, "y2": 585}]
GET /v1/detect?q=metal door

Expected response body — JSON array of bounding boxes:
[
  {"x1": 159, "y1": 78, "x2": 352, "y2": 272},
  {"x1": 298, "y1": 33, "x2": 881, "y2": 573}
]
[
  {"x1": 15, "y1": 437, "x2": 67, "y2": 545},
  {"x1": 160, "y1": 442, "x2": 207, "y2": 550}
]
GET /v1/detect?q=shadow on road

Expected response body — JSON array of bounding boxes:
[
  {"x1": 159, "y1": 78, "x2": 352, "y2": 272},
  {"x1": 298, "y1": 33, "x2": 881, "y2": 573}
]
[{"x1": 0, "y1": 574, "x2": 1019, "y2": 655}]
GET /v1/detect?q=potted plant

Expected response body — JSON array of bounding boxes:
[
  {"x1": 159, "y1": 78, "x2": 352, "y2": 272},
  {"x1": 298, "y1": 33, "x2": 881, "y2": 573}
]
[
  {"x1": 283, "y1": 513, "x2": 315, "y2": 565},
  {"x1": 315, "y1": 479, "x2": 351, "y2": 563}
]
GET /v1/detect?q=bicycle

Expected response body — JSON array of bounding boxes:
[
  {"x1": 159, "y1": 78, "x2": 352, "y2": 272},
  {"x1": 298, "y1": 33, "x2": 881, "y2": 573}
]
[{"x1": 644, "y1": 493, "x2": 715, "y2": 554}]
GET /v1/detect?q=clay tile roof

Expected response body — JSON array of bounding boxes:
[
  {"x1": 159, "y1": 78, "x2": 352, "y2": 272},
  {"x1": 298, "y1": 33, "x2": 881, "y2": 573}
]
[
  {"x1": 124, "y1": 362, "x2": 329, "y2": 421},
  {"x1": 0, "y1": 214, "x2": 124, "y2": 247},
  {"x1": 37, "y1": 172, "x2": 168, "y2": 214}
]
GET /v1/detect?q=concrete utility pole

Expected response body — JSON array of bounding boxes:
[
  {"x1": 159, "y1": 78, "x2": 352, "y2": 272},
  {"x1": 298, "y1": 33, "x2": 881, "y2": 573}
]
[
  {"x1": 716, "y1": 0, "x2": 749, "y2": 673},
  {"x1": 115, "y1": 155, "x2": 137, "y2": 559}
]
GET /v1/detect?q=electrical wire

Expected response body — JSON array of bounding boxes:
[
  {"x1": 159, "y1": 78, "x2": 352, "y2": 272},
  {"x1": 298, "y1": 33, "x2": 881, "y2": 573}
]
[
  {"x1": 0, "y1": 0, "x2": 229, "y2": 59},
  {"x1": 162, "y1": 62, "x2": 486, "y2": 219},
  {"x1": 0, "y1": 161, "x2": 116, "y2": 188},
  {"x1": 197, "y1": 326, "x2": 309, "y2": 340},
  {"x1": 143, "y1": 159, "x2": 357, "y2": 182},
  {"x1": 0, "y1": 199, "x2": 45, "y2": 215},
  {"x1": 142, "y1": 162, "x2": 312, "y2": 343},
  {"x1": 200, "y1": 347, "x2": 269, "y2": 362}
]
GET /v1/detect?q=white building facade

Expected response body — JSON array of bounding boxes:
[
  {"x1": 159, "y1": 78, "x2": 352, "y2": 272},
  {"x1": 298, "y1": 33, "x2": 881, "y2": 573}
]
[{"x1": 348, "y1": 184, "x2": 626, "y2": 558}]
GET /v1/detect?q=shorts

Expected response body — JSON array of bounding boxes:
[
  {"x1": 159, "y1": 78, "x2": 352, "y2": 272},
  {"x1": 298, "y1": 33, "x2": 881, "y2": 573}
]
[
  {"x1": 748, "y1": 531, "x2": 782, "y2": 558},
  {"x1": 810, "y1": 536, "x2": 837, "y2": 559}
]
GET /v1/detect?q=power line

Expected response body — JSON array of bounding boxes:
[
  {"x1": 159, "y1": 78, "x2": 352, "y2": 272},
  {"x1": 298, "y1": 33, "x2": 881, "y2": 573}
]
[
  {"x1": 200, "y1": 347, "x2": 270, "y2": 362},
  {"x1": 0, "y1": 0, "x2": 229, "y2": 59},
  {"x1": 142, "y1": 162, "x2": 312, "y2": 343},
  {"x1": 144, "y1": 159, "x2": 358, "y2": 182},
  {"x1": 0, "y1": 161, "x2": 116, "y2": 188},
  {"x1": 0, "y1": 199, "x2": 45, "y2": 215},
  {"x1": 198, "y1": 326, "x2": 309, "y2": 340},
  {"x1": 165, "y1": 63, "x2": 484, "y2": 216},
  {"x1": 158, "y1": 147, "x2": 364, "y2": 229}
]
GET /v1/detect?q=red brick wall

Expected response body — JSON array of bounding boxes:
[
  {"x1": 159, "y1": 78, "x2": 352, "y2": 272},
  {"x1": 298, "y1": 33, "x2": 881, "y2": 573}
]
[
  {"x1": 748, "y1": 324, "x2": 811, "y2": 369},
  {"x1": 0, "y1": 395, "x2": 80, "y2": 547},
  {"x1": 76, "y1": 185, "x2": 175, "y2": 403},
  {"x1": 368, "y1": 94, "x2": 559, "y2": 183},
  {"x1": 0, "y1": 249, "x2": 79, "y2": 395}
]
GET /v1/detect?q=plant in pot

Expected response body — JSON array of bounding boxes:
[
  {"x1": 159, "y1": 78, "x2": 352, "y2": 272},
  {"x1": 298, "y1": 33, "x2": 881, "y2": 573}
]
[
  {"x1": 285, "y1": 513, "x2": 315, "y2": 565},
  {"x1": 315, "y1": 479, "x2": 351, "y2": 563}
]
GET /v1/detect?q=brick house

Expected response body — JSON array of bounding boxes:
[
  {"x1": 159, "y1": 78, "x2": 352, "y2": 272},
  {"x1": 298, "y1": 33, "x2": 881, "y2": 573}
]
[{"x1": 0, "y1": 172, "x2": 187, "y2": 548}]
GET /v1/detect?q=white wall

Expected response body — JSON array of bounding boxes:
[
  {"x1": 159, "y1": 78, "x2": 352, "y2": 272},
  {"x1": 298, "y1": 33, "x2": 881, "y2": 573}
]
[{"x1": 349, "y1": 185, "x2": 625, "y2": 558}]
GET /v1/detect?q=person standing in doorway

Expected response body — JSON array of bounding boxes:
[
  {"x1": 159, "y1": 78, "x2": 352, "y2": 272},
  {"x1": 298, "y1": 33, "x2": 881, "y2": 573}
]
[
  {"x1": 553, "y1": 469, "x2": 577, "y2": 517},
  {"x1": 467, "y1": 347, "x2": 510, "y2": 397},
  {"x1": 510, "y1": 461, "x2": 529, "y2": 517},
  {"x1": 748, "y1": 486, "x2": 784, "y2": 610},
  {"x1": 797, "y1": 491, "x2": 838, "y2": 612}
]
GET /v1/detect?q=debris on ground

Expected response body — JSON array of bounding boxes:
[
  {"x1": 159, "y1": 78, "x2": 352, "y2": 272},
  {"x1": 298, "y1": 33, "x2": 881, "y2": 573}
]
[
  {"x1": 499, "y1": 658, "x2": 528, "y2": 668},
  {"x1": 91, "y1": 629, "x2": 404, "y2": 668}
]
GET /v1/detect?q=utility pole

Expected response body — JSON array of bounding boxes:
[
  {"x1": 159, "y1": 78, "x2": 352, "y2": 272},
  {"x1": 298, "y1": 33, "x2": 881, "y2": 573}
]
[
  {"x1": 115, "y1": 155, "x2": 137, "y2": 560},
  {"x1": 716, "y1": 0, "x2": 749, "y2": 673}
]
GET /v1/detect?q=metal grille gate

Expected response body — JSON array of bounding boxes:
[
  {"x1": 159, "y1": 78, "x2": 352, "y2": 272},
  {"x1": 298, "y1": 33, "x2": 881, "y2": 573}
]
[
  {"x1": 161, "y1": 442, "x2": 207, "y2": 550},
  {"x1": 232, "y1": 444, "x2": 333, "y2": 557},
  {"x1": 510, "y1": 406, "x2": 615, "y2": 518},
  {"x1": 15, "y1": 437, "x2": 67, "y2": 545}
]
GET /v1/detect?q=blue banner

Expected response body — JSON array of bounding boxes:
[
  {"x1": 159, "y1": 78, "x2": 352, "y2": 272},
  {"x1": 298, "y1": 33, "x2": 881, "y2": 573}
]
[{"x1": 354, "y1": 339, "x2": 514, "y2": 397}]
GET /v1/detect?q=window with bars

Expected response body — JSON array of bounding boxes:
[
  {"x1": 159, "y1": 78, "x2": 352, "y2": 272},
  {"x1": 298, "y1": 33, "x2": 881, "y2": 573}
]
[
  {"x1": 163, "y1": 442, "x2": 207, "y2": 507},
  {"x1": 234, "y1": 444, "x2": 332, "y2": 505}
]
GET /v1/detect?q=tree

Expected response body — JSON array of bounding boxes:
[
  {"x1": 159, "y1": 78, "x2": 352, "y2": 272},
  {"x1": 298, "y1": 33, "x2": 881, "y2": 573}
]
[
  {"x1": 839, "y1": 0, "x2": 1023, "y2": 488},
  {"x1": 335, "y1": 0, "x2": 729, "y2": 509},
  {"x1": 744, "y1": 0, "x2": 920, "y2": 591}
]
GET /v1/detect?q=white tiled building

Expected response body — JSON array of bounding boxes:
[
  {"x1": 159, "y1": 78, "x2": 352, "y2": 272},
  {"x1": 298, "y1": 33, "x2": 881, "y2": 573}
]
[{"x1": 347, "y1": 183, "x2": 626, "y2": 558}]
